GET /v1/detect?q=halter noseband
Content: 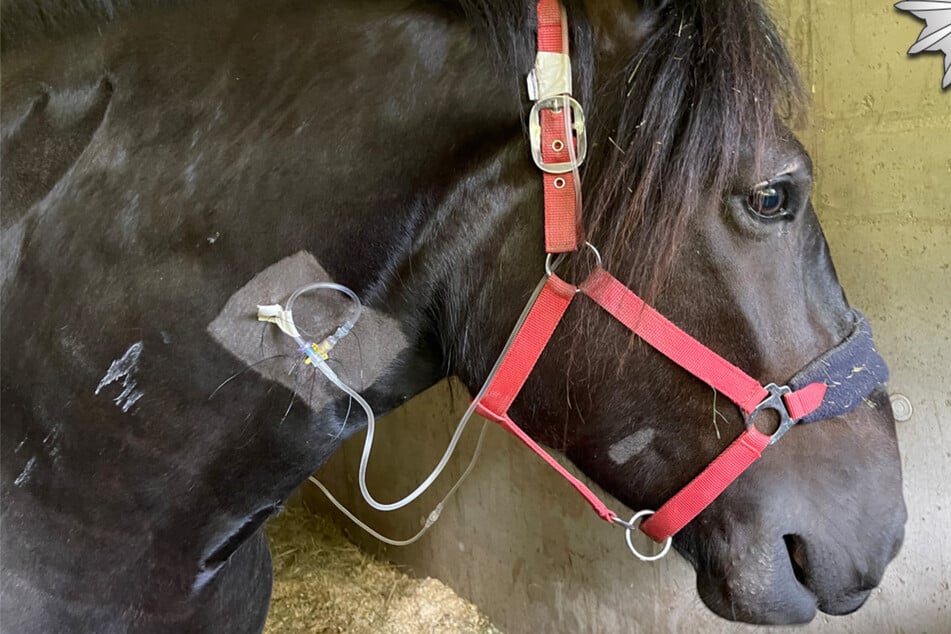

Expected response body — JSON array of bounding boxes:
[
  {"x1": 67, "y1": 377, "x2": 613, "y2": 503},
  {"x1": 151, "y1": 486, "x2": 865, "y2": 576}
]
[{"x1": 473, "y1": 0, "x2": 889, "y2": 560}]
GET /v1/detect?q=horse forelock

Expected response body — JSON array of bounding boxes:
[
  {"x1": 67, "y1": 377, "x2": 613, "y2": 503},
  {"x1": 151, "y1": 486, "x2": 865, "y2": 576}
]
[{"x1": 585, "y1": 1, "x2": 807, "y2": 302}]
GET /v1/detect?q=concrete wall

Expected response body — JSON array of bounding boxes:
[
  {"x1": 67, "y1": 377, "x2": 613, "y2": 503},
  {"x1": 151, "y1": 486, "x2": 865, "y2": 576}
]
[{"x1": 305, "y1": 2, "x2": 950, "y2": 632}]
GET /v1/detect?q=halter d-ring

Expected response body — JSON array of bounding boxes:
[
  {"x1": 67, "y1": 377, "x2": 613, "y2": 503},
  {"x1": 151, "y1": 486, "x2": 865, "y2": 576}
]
[
  {"x1": 616, "y1": 510, "x2": 673, "y2": 562},
  {"x1": 545, "y1": 242, "x2": 602, "y2": 289}
]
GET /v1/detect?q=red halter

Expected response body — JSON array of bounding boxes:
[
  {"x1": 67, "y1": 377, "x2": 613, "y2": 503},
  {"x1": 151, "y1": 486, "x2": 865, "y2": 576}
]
[{"x1": 473, "y1": 0, "x2": 831, "y2": 556}]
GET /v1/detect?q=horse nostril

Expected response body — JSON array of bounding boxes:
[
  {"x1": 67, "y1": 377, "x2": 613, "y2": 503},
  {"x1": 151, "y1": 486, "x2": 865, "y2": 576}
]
[{"x1": 783, "y1": 534, "x2": 808, "y2": 586}]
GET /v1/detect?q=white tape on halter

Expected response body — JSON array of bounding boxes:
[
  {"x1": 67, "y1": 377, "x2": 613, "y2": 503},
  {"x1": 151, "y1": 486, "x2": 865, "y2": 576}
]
[{"x1": 527, "y1": 52, "x2": 573, "y2": 101}]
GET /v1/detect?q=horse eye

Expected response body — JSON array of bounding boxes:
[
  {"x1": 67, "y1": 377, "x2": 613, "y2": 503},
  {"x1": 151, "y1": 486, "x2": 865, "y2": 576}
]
[{"x1": 747, "y1": 184, "x2": 788, "y2": 219}]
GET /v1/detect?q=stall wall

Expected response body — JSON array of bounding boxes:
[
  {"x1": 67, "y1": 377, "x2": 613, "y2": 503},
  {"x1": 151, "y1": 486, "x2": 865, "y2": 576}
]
[{"x1": 306, "y1": 2, "x2": 951, "y2": 631}]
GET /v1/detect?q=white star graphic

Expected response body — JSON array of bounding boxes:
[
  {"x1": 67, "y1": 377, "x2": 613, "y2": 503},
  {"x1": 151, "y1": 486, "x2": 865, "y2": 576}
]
[{"x1": 896, "y1": 1, "x2": 951, "y2": 88}]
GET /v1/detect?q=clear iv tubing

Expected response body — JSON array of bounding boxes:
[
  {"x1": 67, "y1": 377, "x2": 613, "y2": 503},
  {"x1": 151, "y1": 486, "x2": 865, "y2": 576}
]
[
  {"x1": 556, "y1": 0, "x2": 583, "y2": 217},
  {"x1": 287, "y1": 282, "x2": 362, "y2": 344},
  {"x1": 563, "y1": 94, "x2": 583, "y2": 223},
  {"x1": 285, "y1": 274, "x2": 552, "y2": 514},
  {"x1": 307, "y1": 417, "x2": 488, "y2": 547},
  {"x1": 270, "y1": 87, "x2": 582, "y2": 538}
]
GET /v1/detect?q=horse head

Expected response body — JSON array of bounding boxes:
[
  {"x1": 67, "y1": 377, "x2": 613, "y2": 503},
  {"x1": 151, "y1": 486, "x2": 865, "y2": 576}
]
[{"x1": 443, "y1": 0, "x2": 906, "y2": 624}]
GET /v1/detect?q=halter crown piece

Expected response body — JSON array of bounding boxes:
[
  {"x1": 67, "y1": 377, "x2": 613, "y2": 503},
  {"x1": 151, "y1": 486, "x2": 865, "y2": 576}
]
[{"x1": 472, "y1": 0, "x2": 889, "y2": 561}]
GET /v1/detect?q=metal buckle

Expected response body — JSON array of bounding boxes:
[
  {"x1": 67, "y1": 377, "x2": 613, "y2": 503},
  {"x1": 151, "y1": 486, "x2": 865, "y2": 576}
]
[
  {"x1": 745, "y1": 383, "x2": 796, "y2": 445},
  {"x1": 528, "y1": 95, "x2": 587, "y2": 174}
]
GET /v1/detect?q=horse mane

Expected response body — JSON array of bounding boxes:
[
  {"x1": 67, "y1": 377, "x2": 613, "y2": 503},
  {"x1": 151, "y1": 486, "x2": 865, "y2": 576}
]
[
  {"x1": 451, "y1": 0, "x2": 806, "y2": 300},
  {"x1": 5, "y1": 0, "x2": 804, "y2": 301}
]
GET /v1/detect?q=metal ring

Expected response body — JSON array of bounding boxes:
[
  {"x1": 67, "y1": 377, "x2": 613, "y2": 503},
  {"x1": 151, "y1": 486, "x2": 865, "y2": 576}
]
[
  {"x1": 584, "y1": 241, "x2": 602, "y2": 268},
  {"x1": 544, "y1": 242, "x2": 602, "y2": 279},
  {"x1": 544, "y1": 253, "x2": 566, "y2": 277},
  {"x1": 553, "y1": 177, "x2": 566, "y2": 189},
  {"x1": 620, "y1": 510, "x2": 673, "y2": 562},
  {"x1": 551, "y1": 139, "x2": 564, "y2": 152}
]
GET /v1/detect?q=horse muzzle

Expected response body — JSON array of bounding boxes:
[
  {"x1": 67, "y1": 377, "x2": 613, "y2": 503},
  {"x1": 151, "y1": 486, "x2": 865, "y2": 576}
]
[{"x1": 684, "y1": 382, "x2": 906, "y2": 625}]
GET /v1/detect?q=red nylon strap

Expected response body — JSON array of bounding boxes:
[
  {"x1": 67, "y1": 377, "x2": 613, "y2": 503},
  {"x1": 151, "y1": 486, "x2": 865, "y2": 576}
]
[
  {"x1": 499, "y1": 0, "x2": 834, "y2": 547},
  {"x1": 581, "y1": 267, "x2": 826, "y2": 417},
  {"x1": 580, "y1": 266, "x2": 829, "y2": 540},
  {"x1": 480, "y1": 275, "x2": 575, "y2": 413},
  {"x1": 477, "y1": 409, "x2": 615, "y2": 522},
  {"x1": 640, "y1": 427, "x2": 771, "y2": 542},
  {"x1": 581, "y1": 267, "x2": 768, "y2": 414},
  {"x1": 537, "y1": 0, "x2": 565, "y2": 53},
  {"x1": 474, "y1": 267, "x2": 829, "y2": 541},
  {"x1": 475, "y1": 275, "x2": 616, "y2": 522},
  {"x1": 541, "y1": 110, "x2": 580, "y2": 252},
  {"x1": 784, "y1": 381, "x2": 827, "y2": 420}
]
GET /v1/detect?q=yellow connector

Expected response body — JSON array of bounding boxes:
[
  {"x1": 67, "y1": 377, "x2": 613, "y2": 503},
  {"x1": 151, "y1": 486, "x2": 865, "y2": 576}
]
[{"x1": 304, "y1": 342, "x2": 330, "y2": 365}]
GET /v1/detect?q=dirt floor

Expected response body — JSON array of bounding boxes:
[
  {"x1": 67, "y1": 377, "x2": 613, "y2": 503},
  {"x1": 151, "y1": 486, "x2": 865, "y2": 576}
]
[{"x1": 263, "y1": 506, "x2": 501, "y2": 634}]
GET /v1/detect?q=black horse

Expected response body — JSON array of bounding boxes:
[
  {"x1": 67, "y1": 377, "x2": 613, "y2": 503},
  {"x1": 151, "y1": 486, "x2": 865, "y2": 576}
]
[{"x1": 1, "y1": 0, "x2": 905, "y2": 630}]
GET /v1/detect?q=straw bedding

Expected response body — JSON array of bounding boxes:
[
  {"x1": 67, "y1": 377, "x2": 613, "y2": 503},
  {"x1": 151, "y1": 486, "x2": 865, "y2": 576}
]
[{"x1": 264, "y1": 506, "x2": 501, "y2": 634}]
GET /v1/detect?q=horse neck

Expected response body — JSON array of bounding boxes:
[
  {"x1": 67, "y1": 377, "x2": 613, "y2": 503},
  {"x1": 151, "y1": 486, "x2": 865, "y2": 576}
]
[{"x1": 1, "y1": 0, "x2": 540, "y2": 610}]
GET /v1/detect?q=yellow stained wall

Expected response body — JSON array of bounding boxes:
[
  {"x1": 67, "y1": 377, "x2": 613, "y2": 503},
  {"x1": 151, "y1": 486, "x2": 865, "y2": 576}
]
[
  {"x1": 308, "y1": 3, "x2": 951, "y2": 632},
  {"x1": 772, "y1": 1, "x2": 948, "y2": 219}
]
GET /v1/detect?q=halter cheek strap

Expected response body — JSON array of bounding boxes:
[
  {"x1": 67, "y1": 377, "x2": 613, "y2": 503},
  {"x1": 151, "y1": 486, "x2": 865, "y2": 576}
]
[
  {"x1": 474, "y1": 275, "x2": 616, "y2": 522},
  {"x1": 529, "y1": 0, "x2": 586, "y2": 252}
]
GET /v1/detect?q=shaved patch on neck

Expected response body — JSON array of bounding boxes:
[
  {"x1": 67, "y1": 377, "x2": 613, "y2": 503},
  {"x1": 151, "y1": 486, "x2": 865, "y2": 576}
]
[
  {"x1": 207, "y1": 251, "x2": 407, "y2": 413},
  {"x1": 607, "y1": 428, "x2": 656, "y2": 465}
]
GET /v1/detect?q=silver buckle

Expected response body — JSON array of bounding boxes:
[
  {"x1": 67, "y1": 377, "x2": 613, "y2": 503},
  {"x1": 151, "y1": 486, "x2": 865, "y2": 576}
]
[
  {"x1": 745, "y1": 383, "x2": 796, "y2": 445},
  {"x1": 528, "y1": 95, "x2": 587, "y2": 174}
]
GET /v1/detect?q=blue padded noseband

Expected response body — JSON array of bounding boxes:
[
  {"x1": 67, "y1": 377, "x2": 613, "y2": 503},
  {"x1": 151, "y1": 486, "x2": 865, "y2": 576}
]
[{"x1": 789, "y1": 310, "x2": 890, "y2": 423}]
